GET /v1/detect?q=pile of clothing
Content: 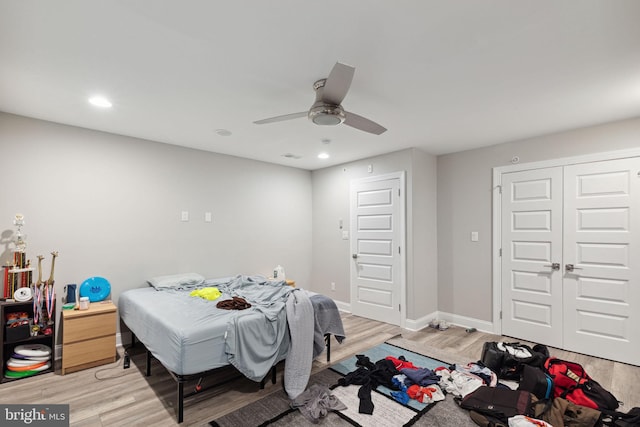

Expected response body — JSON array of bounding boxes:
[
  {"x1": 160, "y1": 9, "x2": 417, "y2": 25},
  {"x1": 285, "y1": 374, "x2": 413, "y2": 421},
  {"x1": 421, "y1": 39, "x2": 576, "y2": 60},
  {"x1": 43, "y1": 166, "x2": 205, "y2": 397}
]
[
  {"x1": 289, "y1": 341, "x2": 640, "y2": 426},
  {"x1": 457, "y1": 341, "x2": 640, "y2": 427}
]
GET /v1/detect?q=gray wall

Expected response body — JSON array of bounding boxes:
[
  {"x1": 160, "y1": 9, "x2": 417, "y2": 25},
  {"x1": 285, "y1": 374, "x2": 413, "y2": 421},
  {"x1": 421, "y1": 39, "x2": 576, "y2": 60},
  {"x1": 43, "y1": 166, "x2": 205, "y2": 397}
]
[
  {"x1": 410, "y1": 149, "x2": 438, "y2": 320},
  {"x1": 5, "y1": 110, "x2": 638, "y2": 334},
  {"x1": 0, "y1": 113, "x2": 312, "y2": 330},
  {"x1": 311, "y1": 148, "x2": 438, "y2": 321},
  {"x1": 437, "y1": 116, "x2": 640, "y2": 322}
]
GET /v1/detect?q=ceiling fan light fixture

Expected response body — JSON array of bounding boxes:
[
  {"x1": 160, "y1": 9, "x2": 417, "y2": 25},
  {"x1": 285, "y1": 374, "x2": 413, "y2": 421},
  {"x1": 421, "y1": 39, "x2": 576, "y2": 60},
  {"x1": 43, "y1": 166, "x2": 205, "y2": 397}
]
[
  {"x1": 308, "y1": 105, "x2": 345, "y2": 126},
  {"x1": 312, "y1": 115, "x2": 341, "y2": 126}
]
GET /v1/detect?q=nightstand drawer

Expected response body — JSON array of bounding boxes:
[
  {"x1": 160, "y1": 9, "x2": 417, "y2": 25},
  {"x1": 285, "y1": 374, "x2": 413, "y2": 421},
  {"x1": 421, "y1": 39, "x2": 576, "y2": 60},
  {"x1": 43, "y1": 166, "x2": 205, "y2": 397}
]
[
  {"x1": 63, "y1": 311, "x2": 116, "y2": 343},
  {"x1": 62, "y1": 335, "x2": 115, "y2": 373}
]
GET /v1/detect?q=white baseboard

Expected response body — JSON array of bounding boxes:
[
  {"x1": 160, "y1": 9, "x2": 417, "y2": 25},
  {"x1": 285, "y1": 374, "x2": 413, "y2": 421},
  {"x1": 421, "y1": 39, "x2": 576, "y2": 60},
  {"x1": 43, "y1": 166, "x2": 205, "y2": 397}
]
[
  {"x1": 344, "y1": 307, "x2": 493, "y2": 333},
  {"x1": 334, "y1": 300, "x2": 351, "y2": 312},
  {"x1": 437, "y1": 311, "x2": 494, "y2": 333},
  {"x1": 404, "y1": 311, "x2": 438, "y2": 331},
  {"x1": 403, "y1": 311, "x2": 493, "y2": 333}
]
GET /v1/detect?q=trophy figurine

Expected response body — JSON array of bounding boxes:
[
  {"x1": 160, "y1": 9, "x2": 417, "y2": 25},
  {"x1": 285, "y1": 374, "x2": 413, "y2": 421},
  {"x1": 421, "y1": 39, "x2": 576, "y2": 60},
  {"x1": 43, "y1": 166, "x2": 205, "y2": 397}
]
[{"x1": 13, "y1": 213, "x2": 27, "y2": 251}]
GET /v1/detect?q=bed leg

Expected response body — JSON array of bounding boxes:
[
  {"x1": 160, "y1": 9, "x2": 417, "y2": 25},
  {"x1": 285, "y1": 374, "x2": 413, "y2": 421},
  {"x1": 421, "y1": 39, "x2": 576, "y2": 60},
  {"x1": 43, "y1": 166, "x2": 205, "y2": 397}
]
[
  {"x1": 325, "y1": 334, "x2": 331, "y2": 362},
  {"x1": 145, "y1": 350, "x2": 152, "y2": 377},
  {"x1": 260, "y1": 365, "x2": 277, "y2": 389},
  {"x1": 177, "y1": 381, "x2": 184, "y2": 424}
]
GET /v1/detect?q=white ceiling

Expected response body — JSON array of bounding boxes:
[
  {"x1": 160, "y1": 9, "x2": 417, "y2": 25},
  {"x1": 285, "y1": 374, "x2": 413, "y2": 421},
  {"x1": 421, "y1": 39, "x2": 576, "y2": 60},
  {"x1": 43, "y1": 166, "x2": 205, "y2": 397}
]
[{"x1": 2, "y1": 1, "x2": 640, "y2": 170}]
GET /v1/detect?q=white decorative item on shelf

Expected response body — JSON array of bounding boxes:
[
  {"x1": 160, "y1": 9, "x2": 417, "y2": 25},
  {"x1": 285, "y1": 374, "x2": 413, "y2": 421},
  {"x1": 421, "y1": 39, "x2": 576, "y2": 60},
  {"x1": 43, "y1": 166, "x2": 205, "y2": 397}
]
[
  {"x1": 273, "y1": 265, "x2": 286, "y2": 281},
  {"x1": 14, "y1": 287, "x2": 32, "y2": 302}
]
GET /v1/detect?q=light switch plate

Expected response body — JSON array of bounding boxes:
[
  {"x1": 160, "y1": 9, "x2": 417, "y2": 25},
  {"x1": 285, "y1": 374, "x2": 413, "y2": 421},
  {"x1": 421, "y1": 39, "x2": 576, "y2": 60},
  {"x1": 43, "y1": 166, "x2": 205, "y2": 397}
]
[
  {"x1": 342, "y1": 230, "x2": 349, "y2": 240},
  {"x1": 471, "y1": 231, "x2": 479, "y2": 242},
  {"x1": 181, "y1": 211, "x2": 189, "y2": 222}
]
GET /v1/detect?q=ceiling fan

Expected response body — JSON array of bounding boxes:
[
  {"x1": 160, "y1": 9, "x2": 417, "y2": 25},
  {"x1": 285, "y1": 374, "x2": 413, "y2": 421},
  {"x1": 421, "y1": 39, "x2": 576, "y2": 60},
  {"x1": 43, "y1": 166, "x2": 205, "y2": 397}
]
[{"x1": 254, "y1": 62, "x2": 387, "y2": 135}]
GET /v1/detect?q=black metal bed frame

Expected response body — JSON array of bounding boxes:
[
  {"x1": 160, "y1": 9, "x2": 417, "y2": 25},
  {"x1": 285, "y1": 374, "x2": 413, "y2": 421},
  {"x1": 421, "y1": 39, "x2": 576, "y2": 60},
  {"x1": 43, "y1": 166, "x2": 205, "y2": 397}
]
[{"x1": 132, "y1": 333, "x2": 333, "y2": 423}]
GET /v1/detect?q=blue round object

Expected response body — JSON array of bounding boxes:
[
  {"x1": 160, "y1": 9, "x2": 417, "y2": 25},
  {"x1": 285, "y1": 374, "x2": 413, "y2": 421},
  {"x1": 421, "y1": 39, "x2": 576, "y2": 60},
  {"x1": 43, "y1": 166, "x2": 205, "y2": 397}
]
[{"x1": 79, "y1": 276, "x2": 111, "y2": 302}]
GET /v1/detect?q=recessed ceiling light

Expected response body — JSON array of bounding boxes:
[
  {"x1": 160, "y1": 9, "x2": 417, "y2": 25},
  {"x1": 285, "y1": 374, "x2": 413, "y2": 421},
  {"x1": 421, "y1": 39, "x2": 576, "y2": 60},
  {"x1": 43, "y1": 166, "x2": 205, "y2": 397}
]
[
  {"x1": 88, "y1": 96, "x2": 112, "y2": 108},
  {"x1": 282, "y1": 153, "x2": 302, "y2": 159},
  {"x1": 215, "y1": 129, "x2": 232, "y2": 136},
  {"x1": 318, "y1": 152, "x2": 330, "y2": 159}
]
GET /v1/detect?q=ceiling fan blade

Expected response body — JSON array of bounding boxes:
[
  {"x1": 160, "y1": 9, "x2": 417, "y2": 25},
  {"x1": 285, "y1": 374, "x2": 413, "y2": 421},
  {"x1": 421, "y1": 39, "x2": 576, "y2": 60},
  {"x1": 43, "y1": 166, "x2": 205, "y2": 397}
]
[
  {"x1": 343, "y1": 111, "x2": 387, "y2": 135},
  {"x1": 253, "y1": 111, "x2": 308, "y2": 125},
  {"x1": 321, "y1": 62, "x2": 355, "y2": 105}
]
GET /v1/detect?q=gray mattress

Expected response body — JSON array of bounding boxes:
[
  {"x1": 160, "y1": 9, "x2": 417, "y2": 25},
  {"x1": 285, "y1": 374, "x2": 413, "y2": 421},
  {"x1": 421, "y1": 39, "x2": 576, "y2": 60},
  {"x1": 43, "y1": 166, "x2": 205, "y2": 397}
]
[{"x1": 118, "y1": 276, "x2": 292, "y2": 376}]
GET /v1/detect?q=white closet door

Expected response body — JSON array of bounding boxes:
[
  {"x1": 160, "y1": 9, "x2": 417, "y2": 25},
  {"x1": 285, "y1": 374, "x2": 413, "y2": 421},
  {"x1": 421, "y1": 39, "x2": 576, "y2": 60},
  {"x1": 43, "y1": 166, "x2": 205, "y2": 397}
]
[
  {"x1": 350, "y1": 176, "x2": 403, "y2": 326},
  {"x1": 501, "y1": 167, "x2": 564, "y2": 348},
  {"x1": 563, "y1": 157, "x2": 640, "y2": 365}
]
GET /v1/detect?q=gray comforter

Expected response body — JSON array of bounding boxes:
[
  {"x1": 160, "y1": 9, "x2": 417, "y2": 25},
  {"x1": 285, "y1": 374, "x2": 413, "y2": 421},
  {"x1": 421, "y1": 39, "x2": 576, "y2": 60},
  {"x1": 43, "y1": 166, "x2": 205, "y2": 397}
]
[
  {"x1": 222, "y1": 276, "x2": 294, "y2": 381},
  {"x1": 223, "y1": 278, "x2": 346, "y2": 386}
]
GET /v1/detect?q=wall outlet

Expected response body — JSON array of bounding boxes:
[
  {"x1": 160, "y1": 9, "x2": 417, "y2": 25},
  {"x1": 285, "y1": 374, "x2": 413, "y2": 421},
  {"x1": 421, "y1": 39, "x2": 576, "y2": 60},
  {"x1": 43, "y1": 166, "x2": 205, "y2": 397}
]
[
  {"x1": 123, "y1": 353, "x2": 130, "y2": 369},
  {"x1": 181, "y1": 211, "x2": 189, "y2": 222},
  {"x1": 331, "y1": 282, "x2": 336, "y2": 291}
]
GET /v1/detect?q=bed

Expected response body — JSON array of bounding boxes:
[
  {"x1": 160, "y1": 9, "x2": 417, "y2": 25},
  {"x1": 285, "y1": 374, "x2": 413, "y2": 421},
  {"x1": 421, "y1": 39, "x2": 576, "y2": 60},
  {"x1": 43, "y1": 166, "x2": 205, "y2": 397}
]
[{"x1": 118, "y1": 274, "x2": 345, "y2": 423}]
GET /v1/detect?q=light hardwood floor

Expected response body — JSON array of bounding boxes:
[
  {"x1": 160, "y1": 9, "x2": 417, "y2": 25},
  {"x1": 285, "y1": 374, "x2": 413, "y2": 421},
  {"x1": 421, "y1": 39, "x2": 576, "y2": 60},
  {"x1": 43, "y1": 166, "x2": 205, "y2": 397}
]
[{"x1": 0, "y1": 314, "x2": 638, "y2": 426}]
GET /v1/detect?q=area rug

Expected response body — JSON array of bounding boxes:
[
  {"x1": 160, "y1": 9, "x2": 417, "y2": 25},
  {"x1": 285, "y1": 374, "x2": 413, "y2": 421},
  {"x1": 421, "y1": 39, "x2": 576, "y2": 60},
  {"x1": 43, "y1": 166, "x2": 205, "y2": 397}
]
[{"x1": 209, "y1": 341, "x2": 476, "y2": 427}]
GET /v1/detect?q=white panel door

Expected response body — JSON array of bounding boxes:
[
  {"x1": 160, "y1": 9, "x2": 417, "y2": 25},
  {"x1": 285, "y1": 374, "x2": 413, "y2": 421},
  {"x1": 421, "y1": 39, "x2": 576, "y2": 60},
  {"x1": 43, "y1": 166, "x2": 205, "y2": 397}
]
[
  {"x1": 501, "y1": 167, "x2": 564, "y2": 347},
  {"x1": 350, "y1": 176, "x2": 402, "y2": 326},
  {"x1": 563, "y1": 158, "x2": 640, "y2": 365}
]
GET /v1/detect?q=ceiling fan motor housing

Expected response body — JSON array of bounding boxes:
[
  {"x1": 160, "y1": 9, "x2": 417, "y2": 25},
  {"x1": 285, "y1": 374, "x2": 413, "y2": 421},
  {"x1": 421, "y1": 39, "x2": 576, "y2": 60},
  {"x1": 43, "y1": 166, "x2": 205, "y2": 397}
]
[{"x1": 309, "y1": 78, "x2": 345, "y2": 125}]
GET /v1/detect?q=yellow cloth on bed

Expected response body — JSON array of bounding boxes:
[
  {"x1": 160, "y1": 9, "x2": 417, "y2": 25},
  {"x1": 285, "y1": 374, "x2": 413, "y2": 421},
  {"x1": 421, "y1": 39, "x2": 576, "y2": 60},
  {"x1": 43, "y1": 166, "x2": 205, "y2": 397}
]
[{"x1": 189, "y1": 287, "x2": 222, "y2": 301}]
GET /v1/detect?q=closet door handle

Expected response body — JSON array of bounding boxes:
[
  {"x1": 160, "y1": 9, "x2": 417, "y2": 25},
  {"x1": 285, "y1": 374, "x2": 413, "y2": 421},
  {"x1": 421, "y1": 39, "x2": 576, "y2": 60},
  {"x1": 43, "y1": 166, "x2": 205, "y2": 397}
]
[
  {"x1": 565, "y1": 264, "x2": 582, "y2": 272},
  {"x1": 543, "y1": 263, "x2": 560, "y2": 271}
]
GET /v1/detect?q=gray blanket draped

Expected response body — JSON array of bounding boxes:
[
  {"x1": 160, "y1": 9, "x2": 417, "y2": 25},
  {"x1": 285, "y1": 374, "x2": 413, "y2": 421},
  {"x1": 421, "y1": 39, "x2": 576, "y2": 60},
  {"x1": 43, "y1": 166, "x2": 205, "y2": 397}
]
[
  {"x1": 284, "y1": 289, "x2": 314, "y2": 399},
  {"x1": 219, "y1": 277, "x2": 345, "y2": 394},
  {"x1": 224, "y1": 277, "x2": 292, "y2": 382},
  {"x1": 310, "y1": 294, "x2": 346, "y2": 358}
]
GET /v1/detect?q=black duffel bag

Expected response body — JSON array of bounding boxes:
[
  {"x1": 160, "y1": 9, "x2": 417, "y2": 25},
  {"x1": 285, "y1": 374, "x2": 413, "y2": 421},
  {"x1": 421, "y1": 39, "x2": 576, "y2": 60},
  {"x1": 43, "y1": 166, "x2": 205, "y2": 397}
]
[
  {"x1": 458, "y1": 386, "x2": 536, "y2": 424},
  {"x1": 481, "y1": 341, "x2": 548, "y2": 381}
]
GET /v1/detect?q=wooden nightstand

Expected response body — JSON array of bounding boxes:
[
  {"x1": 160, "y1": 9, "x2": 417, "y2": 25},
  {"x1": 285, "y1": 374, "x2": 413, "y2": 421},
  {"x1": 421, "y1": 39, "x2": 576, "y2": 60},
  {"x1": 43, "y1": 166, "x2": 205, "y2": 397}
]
[{"x1": 61, "y1": 301, "x2": 117, "y2": 375}]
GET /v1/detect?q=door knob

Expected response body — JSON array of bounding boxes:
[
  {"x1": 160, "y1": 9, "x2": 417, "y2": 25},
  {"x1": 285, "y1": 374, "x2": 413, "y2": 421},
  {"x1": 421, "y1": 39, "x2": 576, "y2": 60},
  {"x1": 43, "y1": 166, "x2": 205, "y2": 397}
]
[
  {"x1": 565, "y1": 264, "x2": 582, "y2": 272},
  {"x1": 352, "y1": 254, "x2": 358, "y2": 259},
  {"x1": 543, "y1": 263, "x2": 560, "y2": 271}
]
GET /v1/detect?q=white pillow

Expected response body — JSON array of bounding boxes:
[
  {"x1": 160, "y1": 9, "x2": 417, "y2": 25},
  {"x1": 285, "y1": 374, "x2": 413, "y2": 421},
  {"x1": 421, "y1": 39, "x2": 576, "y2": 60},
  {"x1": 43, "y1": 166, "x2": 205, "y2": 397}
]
[{"x1": 147, "y1": 273, "x2": 205, "y2": 289}]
